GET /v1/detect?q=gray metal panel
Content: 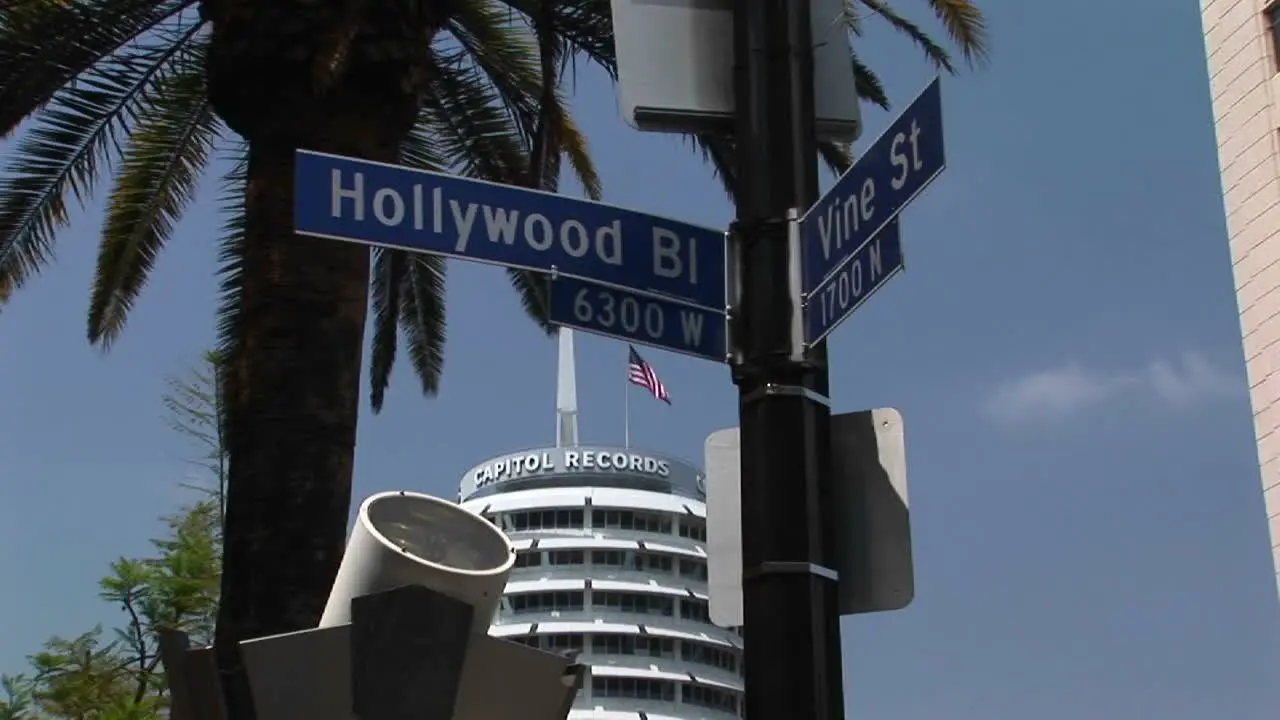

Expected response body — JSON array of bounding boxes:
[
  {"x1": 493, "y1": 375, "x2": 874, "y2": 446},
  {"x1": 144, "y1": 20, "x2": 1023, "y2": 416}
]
[
  {"x1": 609, "y1": 0, "x2": 860, "y2": 140},
  {"x1": 351, "y1": 585, "x2": 474, "y2": 720},
  {"x1": 185, "y1": 646, "x2": 228, "y2": 720},
  {"x1": 830, "y1": 408, "x2": 914, "y2": 614},
  {"x1": 702, "y1": 408, "x2": 912, "y2": 624},
  {"x1": 454, "y1": 636, "x2": 580, "y2": 719},
  {"x1": 240, "y1": 620, "x2": 580, "y2": 720},
  {"x1": 240, "y1": 625, "x2": 351, "y2": 720},
  {"x1": 158, "y1": 631, "x2": 230, "y2": 720},
  {"x1": 704, "y1": 428, "x2": 743, "y2": 628},
  {"x1": 156, "y1": 630, "x2": 196, "y2": 720}
]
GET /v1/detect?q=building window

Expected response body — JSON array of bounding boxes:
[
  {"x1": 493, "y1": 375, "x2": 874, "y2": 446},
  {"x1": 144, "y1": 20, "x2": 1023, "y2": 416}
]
[
  {"x1": 678, "y1": 558, "x2": 708, "y2": 580},
  {"x1": 591, "y1": 633, "x2": 675, "y2": 658},
  {"x1": 679, "y1": 598, "x2": 710, "y2": 623},
  {"x1": 592, "y1": 591, "x2": 675, "y2": 616},
  {"x1": 508, "y1": 590, "x2": 584, "y2": 614},
  {"x1": 591, "y1": 509, "x2": 672, "y2": 534},
  {"x1": 522, "y1": 633, "x2": 585, "y2": 652},
  {"x1": 592, "y1": 677, "x2": 675, "y2": 702},
  {"x1": 1269, "y1": 3, "x2": 1280, "y2": 70},
  {"x1": 681, "y1": 642, "x2": 739, "y2": 673},
  {"x1": 632, "y1": 552, "x2": 673, "y2": 573},
  {"x1": 548, "y1": 549, "x2": 584, "y2": 566},
  {"x1": 505, "y1": 509, "x2": 584, "y2": 531},
  {"x1": 591, "y1": 550, "x2": 680, "y2": 575},
  {"x1": 513, "y1": 551, "x2": 542, "y2": 568},
  {"x1": 678, "y1": 518, "x2": 706, "y2": 541},
  {"x1": 591, "y1": 549, "x2": 627, "y2": 567},
  {"x1": 682, "y1": 684, "x2": 739, "y2": 714}
]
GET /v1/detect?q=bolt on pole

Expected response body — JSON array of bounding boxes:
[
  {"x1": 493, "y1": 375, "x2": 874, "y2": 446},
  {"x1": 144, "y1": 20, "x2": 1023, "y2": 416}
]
[{"x1": 730, "y1": 0, "x2": 847, "y2": 718}]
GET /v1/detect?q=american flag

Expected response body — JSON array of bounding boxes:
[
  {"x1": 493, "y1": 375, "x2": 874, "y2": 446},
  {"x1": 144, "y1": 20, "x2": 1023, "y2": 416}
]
[{"x1": 628, "y1": 346, "x2": 670, "y2": 404}]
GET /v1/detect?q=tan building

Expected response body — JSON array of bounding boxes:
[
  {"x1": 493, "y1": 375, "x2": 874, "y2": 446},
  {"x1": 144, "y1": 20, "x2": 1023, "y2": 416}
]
[{"x1": 1199, "y1": 0, "x2": 1280, "y2": 599}]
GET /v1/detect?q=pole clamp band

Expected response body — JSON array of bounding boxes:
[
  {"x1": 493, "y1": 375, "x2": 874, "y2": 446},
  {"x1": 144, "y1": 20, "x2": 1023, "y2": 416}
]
[
  {"x1": 743, "y1": 561, "x2": 840, "y2": 583},
  {"x1": 740, "y1": 382, "x2": 830, "y2": 408},
  {"x1": 728, "y1": 217, "x2": 791, "y2": 247}
]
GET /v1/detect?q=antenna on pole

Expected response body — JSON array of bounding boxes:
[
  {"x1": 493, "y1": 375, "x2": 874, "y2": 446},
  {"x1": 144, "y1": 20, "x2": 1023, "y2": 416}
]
[{"x1": 556, "y1": 328, "x2": 579, "y2": 447}]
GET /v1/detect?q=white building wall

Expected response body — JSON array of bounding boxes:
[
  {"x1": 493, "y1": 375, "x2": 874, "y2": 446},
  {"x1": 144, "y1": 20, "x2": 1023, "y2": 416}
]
[
  {"x1": 462, "y1": 482, "x2": 742, "y2": 720},
  {"x1": 1201, "y1": 0, "x2": 1280, "y2": 599}
]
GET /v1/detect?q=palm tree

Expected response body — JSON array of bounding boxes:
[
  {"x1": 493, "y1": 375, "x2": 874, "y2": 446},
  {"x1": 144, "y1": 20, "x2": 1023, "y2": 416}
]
[
  {"x1": 0, "y1": 3, "x2": 606, "y2": 714},
  {"x1": 0, "y1": 0, "x2": 984, "y2": 716}
]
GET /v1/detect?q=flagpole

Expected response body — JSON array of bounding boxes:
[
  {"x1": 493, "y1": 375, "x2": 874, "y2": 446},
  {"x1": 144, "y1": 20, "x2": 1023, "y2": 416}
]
[{"x1": 624, "y1": 370, "x2": 631, "y2": 448}]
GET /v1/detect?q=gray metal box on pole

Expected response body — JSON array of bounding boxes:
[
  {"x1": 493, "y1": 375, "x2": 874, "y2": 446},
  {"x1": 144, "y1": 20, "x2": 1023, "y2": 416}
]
[
  {"x1": 608, "y1": 0, "x2": 861, "y2": 140},
  {"x1": 705, "y1": 408, "x2": 914, "y2": 626}
]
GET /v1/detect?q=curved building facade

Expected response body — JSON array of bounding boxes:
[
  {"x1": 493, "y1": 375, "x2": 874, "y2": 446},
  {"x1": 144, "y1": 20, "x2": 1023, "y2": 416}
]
[{"x1": 458, "y1": 445, "x2": 744, "y2": 720}]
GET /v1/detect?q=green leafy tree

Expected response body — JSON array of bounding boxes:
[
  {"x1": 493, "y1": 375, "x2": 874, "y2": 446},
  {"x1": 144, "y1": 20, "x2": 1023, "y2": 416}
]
[
  {"x1": 0, "y1": 3, "x2": 985, "y2": 715},
  {"x1": 0, "y1": 676, "x2": 35, "y2": 720},
  {"x1": 0, "y1": 354, "x2": 225, "y2": 720}
]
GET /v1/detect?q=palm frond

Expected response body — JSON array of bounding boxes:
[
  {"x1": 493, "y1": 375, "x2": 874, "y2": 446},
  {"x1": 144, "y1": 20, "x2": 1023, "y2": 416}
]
[
  {"x1": 397, "y1": 253, "x2": 447, "y2": 399},
  {"x1": 852, "y1": 53, "x2": 890, "y2": 109},
  {"x1": 0, "y1": 0, "x2": 198, "y2": 136},
  {"x1": 451, "y1": 2, "x2": 564, "y2": 192},
  {"x1": 505, "y1": 267, "x2": 553, "y2": 332},
  {"x1": 88, "y1": 37, "x2": 221, "y2": 347},
  {"x1": 527, "y1": 0, "x2": 565, "y2": 193},
  {"x1": 926, "y1": 0, "x2": 989, "y2": 66},
  {"x1": 212, "y1": 142, "x2": 248, "y2": 425},
  {"x1": 841, "y1": 0, "x2": 864, "y2": 35},
  {"x1": 557, "y1": 110, "x2": 600, "y2": 199},
  {"x1": 388, "y1": 16, "x2": 599, "y2": 404},
  {"x1": 817, "y1": 140, "x2": 852, "y2": 176},
  {"x1": 446, "y1": 0, "x2": 543, "y2": 146},
  {"x1": 421, "y1": 46, "x2": 530, "y2": 183},
  {"x1": 508, "y1": 0, "x2": 563, "y2": 327},
  {"x1": 368, "y1": 247, "x2": 404, "y2": 412},
  {"x1": 0, "y1": 21, "x2": 204, "y2": 309},
  {"x1": 447, "y1": 4, "x2": 600, "y2": 198},
  {"x1": 689, "y1": 134, "x2": 738, "y2": 201},
  {"x1": 365, "y1": 131, "x2": 451, "y2": 412},
  {"x1": 399, "y1": 119, "x2": 449, "y2": 174},
  {"x1": 854, "y1": 0, "x2": 955, "y2": 74},
  {"x1": 498, "y1": 0, "x2": 615, "y2": 77},
  {"x1": 449, "y1": 0, "x2": 598, "y2": 337}
]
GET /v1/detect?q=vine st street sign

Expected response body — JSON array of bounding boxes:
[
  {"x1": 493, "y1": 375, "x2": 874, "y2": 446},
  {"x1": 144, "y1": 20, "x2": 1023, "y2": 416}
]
[
  {"x1": 803, "y1": 219, "x2": 903, "y2": 346},
  {"x1": 796, "y1": 78, "x2": 945, "y2": 341},
  {"x1": 800, "y1": 78, "x2": 943, "y2": 293}
]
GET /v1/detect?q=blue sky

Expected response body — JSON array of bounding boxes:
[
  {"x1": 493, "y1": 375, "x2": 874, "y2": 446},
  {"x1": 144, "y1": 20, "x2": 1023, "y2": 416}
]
[{"x1": 2, "y1": 0, "x2": 1278, "y2": 717}]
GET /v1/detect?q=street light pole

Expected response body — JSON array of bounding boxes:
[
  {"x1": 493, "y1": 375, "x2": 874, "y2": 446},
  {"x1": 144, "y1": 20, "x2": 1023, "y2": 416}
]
[{"x1": 731, "y1": 0, "x2": 846, "y2": 718}]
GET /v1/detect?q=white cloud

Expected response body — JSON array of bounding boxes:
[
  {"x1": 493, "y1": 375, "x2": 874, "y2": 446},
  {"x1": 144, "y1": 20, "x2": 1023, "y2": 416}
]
[
  {"x1": 984, "y1": 351, "x2": 1244, "y2": 424},
  {"x1": 1144, "y1": 353, "x2": 1241, "y2": 406},
  {"x1": 985, "y1": 364, "x2": 1121, "y2": 423}
]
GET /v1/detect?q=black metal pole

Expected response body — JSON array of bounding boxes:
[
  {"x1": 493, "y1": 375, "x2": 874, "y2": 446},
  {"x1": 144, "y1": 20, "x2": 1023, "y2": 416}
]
[{"x1": 731, "y1": 0, "x2": 846, "y2": 717}]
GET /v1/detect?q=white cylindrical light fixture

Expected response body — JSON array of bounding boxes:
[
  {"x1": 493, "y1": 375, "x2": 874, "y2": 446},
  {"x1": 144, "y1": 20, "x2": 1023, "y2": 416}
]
[{"x1": 319, "y1": 490, "x2": 515, "y2": 634}]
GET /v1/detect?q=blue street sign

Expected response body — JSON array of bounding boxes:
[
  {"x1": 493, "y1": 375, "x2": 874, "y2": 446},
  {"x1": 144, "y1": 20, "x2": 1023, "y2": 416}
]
[
  {"x1": 800, "y1": 77, "x2": 944, "y2": 294},
  {"x1": 549, "y1": 277, "x2": 727, "y2": 363},
  {"x1": 294, "y1": 150, "x2": 727, "y2": 312},
  {"x1": 804, "y1": 218, "x2": 903, "y2": 346}
]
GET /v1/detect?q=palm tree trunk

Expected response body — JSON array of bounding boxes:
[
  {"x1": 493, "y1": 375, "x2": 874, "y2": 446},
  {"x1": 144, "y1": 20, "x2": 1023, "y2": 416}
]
[
  {"x1": 205, "y1": 76, "x2": 421, "y2": 720},
  {"x1": 214, "y1": 141, "x2": 376, "y2": 619},
  {"x1": 197, "y1": 6, "x2": 445, "y2": 718},
  {"x1": 212, "y1": 130, "x2": 388, "y2": 720}
]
